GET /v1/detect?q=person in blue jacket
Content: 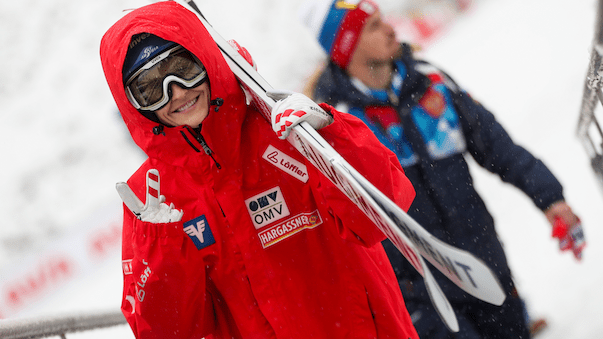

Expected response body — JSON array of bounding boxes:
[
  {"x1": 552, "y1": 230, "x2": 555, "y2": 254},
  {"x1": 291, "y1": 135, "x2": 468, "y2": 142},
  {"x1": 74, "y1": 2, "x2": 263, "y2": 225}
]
[{"x1": 299, "y1": 0, "x2": 584, "y2": 338}]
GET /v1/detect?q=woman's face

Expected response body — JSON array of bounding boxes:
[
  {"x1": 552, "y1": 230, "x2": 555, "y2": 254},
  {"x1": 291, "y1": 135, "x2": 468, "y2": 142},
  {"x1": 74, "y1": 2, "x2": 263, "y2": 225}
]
[{"x1": 154, "y1": 81, "x2": 211, "y2": 128}]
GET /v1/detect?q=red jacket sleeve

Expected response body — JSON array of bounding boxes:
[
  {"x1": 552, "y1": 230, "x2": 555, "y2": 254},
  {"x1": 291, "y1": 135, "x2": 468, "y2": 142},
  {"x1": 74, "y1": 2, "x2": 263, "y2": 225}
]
[
  {"x1": 121, "y1": 205, "x2": 215, "y2": 338},
  {"x1": 310, "y1": 104, "x2": 416, "y2": 246}
]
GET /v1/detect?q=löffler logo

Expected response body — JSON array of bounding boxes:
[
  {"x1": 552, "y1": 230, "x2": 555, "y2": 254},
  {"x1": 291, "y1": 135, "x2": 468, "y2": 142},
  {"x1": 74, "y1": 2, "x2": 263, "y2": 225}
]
[{"x1": 262, "y1": 145, "x2": 309, "y2": 183}]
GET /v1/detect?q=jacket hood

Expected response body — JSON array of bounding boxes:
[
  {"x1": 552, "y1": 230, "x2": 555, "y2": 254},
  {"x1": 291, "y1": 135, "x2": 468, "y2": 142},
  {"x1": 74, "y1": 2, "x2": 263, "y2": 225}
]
[{"x1": 100, "y1": 1, "x2": 247, "y2": 169}]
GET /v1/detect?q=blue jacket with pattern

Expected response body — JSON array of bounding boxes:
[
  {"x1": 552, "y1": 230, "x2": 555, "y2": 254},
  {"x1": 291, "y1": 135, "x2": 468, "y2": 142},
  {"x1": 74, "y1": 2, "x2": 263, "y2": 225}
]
[{"x1": 313, "y1": 45, "x2": 565, "y2": 302}]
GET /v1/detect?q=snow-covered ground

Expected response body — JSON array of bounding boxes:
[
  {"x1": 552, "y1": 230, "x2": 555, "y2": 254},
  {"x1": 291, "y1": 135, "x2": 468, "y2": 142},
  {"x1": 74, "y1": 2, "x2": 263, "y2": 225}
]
[{"x1": 0, "y1": 0, "x2": 601, "y2": 338}]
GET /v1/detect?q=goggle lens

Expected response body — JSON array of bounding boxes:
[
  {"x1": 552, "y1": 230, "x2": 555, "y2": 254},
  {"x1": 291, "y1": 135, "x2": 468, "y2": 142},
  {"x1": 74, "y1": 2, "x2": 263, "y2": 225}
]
[{"x1": 125, "y1": 46, "x2": 207, "y2": 112}]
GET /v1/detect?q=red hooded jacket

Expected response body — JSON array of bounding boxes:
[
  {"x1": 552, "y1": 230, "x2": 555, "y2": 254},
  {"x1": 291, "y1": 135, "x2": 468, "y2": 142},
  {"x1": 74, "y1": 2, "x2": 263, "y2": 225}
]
[{"x1": 100, "y1": 2, "x2": 417, "y2": 338}]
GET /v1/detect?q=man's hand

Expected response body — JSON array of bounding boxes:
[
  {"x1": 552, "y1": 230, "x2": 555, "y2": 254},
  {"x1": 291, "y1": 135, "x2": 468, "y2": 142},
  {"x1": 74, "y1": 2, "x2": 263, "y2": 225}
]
[
  {"x1": 551, "y1": 217, "x2": 586, "y2": 260},
  {"x1": 267, "y1": 89, "x2": 333, "y2": 140},
  {"x1": 116, "y1": 169, "x2": 183, "y2": 223},
  {"x1": 546, "y1": 201, "x2": 585, "y2": 260}
]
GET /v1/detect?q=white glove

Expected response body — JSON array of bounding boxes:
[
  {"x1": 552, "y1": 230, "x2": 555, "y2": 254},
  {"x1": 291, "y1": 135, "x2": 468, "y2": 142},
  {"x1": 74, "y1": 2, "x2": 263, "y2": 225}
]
[
  {"x1": 116, "y1": 169, "x2": 184, "y2": 223},
  {"x1": 267, "y1": 89, "x2": 333, "y2": 140}
]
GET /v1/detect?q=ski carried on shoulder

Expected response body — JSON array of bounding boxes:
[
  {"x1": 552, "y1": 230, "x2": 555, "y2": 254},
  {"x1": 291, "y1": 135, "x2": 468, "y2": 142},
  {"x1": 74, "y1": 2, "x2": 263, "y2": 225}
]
[{"x1": 172, "y1": 0, "x2": 506, "y2": 332}]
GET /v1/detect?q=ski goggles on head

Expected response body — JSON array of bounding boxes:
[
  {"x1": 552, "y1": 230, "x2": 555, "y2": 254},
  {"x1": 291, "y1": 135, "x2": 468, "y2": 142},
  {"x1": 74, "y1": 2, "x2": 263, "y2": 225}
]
[{"x1": 124, "y1": 45, "x2": 208, "y2": 112}]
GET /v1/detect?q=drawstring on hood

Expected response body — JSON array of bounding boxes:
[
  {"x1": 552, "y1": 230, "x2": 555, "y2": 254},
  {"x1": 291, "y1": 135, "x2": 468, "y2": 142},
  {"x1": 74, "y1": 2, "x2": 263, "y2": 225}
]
[
  {"x1": 181, "y1": 126, "x2": 222, "y2": 169},
  {"x1": 152, "y1": 125, "x2": 165, "y2": 136},
  {"x1": 152, "y1": 95, "x2": 224, "y2": 167},
  {"x1": 210, "y1": 98, "x2": 224, "y2": 112}
]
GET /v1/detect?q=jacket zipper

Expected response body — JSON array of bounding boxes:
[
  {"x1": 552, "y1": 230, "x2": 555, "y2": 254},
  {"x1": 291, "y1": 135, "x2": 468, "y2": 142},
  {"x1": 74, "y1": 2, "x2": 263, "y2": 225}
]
[{"x1": 180, "y1": 126, "x2": 222, "y2": 169}]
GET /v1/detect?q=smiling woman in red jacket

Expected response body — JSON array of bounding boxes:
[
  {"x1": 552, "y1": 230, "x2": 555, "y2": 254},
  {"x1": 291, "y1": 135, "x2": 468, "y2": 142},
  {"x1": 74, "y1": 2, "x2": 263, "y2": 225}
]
[{"x1": 100, "y1": 2, "x2": 418, "y2": 338}]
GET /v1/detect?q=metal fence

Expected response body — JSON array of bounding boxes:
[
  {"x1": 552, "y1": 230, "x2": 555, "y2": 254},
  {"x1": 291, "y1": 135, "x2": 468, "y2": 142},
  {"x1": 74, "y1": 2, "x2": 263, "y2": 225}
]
[
  {"x1": 0, "y1": 311, "x2": 127, "y2": 339},
  {"x1": 577, "y1": 0, "x2": 603, "y2": 192}
]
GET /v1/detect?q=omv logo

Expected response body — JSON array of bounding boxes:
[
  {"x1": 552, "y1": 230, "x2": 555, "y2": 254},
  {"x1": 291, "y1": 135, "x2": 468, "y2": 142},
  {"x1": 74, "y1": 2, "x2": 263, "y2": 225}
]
[{"x1": 245, "y1": 187, "x2": 290, "y2": 229}]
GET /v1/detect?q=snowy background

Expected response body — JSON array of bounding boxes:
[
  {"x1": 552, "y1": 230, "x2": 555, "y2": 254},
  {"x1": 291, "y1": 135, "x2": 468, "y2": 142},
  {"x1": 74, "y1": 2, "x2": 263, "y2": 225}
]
[{"x1": 0, "y1": 0, "x2": 601, "y2": 338}]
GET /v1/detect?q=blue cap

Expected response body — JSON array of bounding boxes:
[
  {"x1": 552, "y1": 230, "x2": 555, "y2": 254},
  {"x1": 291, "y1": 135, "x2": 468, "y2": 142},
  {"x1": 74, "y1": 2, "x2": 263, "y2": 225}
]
[{"x1": 122, "y1": 33, "x2": 177, "y2": 84}]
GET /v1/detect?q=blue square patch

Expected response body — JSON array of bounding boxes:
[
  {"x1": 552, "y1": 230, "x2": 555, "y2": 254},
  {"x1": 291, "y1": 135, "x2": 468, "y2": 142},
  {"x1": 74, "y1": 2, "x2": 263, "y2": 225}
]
[{"x1": 183, "y1": 215, "x2": 215, "y2": 250}]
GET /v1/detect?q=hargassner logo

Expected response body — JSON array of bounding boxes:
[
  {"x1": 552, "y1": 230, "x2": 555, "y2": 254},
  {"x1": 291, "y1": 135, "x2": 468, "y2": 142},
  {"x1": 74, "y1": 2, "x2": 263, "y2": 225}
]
[
  {"x1": 183, "y1": 215, "x2": 215, "y2": 250},
  {"x1": 258, "y1": 210, "x2": 323, "y2": 248},
  {"x1": 262, "y1": 145, "x2": 309, "y2": 183},
  {"x1": 245, "y1": 187, "x2": 290, "y2": 229}
]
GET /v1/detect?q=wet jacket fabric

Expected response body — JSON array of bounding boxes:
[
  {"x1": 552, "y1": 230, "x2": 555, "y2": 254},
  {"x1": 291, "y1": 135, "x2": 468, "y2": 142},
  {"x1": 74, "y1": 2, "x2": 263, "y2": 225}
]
[
  {"x1": 313, "y1": 46, "x2": 564, "y2": 337},
  {"x1": 100, "y1": 3, "x2": 418, "y2": 339}
]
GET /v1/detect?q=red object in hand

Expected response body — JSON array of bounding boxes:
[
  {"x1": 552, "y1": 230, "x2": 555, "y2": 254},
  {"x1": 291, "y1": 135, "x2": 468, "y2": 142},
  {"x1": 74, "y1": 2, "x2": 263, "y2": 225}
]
[
  {"x1": 552, "y1": 218, "x2": 570, "y2": 250},
  {"x1": 552, "y1": 217, "x2": 586, "y2": 260}
]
